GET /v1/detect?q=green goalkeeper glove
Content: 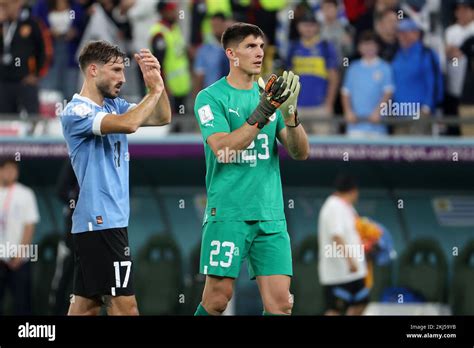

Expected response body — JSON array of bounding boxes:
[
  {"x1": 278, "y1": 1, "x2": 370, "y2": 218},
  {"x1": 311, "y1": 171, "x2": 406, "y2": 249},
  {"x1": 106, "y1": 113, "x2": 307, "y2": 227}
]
[
  {"x1": 279, "y1": 70, "x2": 301, "y2": 127},
  {"x1": 247, "y1": 74, "x2": 290, "y2": 129}
]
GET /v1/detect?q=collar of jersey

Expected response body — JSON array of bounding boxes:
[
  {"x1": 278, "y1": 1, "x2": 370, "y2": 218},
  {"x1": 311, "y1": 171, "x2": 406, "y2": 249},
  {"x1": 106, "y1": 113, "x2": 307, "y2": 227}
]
[{"x1": 73, "y1": 93, "x2": 102, "y2": 108}]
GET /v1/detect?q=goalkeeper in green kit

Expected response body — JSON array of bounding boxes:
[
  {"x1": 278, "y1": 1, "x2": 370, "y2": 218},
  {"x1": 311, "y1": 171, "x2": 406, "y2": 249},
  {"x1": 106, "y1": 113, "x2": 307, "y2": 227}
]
[{"x1": 194, "y1": 22, "x2": 310, "y2": 316}]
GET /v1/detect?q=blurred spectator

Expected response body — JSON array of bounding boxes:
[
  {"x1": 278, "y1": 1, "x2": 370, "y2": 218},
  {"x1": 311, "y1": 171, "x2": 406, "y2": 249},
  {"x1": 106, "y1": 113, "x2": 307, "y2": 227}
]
[
  {"x1": 287, "y1": 12, "x2": 339, "y2": 134},
  {"x1": 32, "y1": 0, "x2": 86, "y2": 101},
  {"x1": 345, "y1": 0, "x2": 375, "y2": 44},
  {"x1": 288, "y1": 1, "x2": 314, "y2": 41},
  {"x1": 0, "y1": 0, "x2": 53, "y2": 118},
  {"x1": 374, "y1": 9, "x2": 399, "y2": 61},
  {"x1": 190, "y1": 0, "x2": 232, "y2": 51},
  {"x1": 0, "y1": 159, "x2": 40, "y2": 315},
  {"x1": 445, "y1": 0, "x2": 474, "y2": 135},
  {"x1": 127, "y1": 0, "x2": 158, "y2": 52},
  {"x1": 192, "y1": 13, "x2": 229, "y2": 97},
  {"x1": 250, "y1": 0, "x2": 287, "y2": 77},
  {"x1": 126, "y1": 0, "x2": 159, "y2": 96},
  {"x1": 459, "y1": 34, "x2": 474, "y2": 136},
  {"x1": 249, "y1": 0, "x2": 286, "y2": 46},
  {"x1": 150, "y1": 1, "x2": 191, "y2": 116},
  {"x1": 320, "y1": 0, "x2": 354, "y2": 60},
  {"x1": 341, "y1": 31, "x2": 394, "y2": 137},
  {"x1": 392, "y1": 18, "x2": 443, "y2": 134},
  {"x1": 318, "y1": 175, "x2": 369, "y2": 316}
]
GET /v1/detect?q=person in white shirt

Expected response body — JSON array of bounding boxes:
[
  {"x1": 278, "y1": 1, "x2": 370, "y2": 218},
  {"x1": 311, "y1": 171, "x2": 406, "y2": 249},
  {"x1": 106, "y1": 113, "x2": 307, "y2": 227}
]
[
  {"x1": 444, "y1": 0, "x2": 474, "y2": 135},
  {"x1": 0, "y1": 159, "x2": 40, "y2": 314},
  {"x1": 318, "y1": 175, "x2": 368, "y2": 315}
]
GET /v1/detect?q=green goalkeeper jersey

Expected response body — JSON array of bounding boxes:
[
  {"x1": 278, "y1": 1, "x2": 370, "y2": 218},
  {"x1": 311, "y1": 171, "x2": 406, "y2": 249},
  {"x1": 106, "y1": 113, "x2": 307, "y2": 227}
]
[{"x1": 194, "y1": 76, "x2": 286, "y2": 223}]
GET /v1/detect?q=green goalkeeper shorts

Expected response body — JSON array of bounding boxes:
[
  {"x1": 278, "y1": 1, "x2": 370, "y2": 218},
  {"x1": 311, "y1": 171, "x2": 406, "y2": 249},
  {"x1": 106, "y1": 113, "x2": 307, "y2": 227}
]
[{"x1": 199, "y1": 220, "x2": 293, "y2": 279}]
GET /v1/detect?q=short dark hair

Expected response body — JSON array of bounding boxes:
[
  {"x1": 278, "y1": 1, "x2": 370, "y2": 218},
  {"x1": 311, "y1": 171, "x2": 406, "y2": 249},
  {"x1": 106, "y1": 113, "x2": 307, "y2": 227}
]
[
  {"x1": 221, "y1": 22, "x2": 265, "y2": 49},
  {"x1": 78, "y1": 40, "x2": 126, "y2": 72},
  {"x1": 358, "y1": 30, "x2": 378, "y2": 44},
  {"x1": 335, "y1": 174, "x2": 358, "y2": 193}
]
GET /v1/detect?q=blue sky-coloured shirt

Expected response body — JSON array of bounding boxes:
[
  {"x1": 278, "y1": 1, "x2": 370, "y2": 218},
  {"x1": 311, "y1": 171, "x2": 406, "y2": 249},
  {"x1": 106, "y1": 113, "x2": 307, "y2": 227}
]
[
  {"x1": 342, "y1": 58, "x2": 394, "y2": 135},
  {"x1": 60, "y1": 94, "x2": 135, "y2": 233}
]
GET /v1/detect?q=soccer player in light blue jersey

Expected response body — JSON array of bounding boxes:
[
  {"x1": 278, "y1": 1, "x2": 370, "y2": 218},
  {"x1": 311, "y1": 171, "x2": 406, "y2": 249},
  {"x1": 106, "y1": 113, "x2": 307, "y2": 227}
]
[{"x1": 61, "y1": 40, "x2": 171, "y2": 315}]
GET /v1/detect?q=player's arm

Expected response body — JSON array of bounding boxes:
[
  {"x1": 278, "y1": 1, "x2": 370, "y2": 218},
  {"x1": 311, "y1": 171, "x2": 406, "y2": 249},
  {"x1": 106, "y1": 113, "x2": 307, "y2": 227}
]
[
  {"x1": 207, "y1": 125, "x2": 260, "y2": 161},
  {"x1": 277, "y1": 117, "x2": 309, "y2": 161},
  {"x1": 277, "y1": 71, "x2": 309, "y2": 160},
  {"x1": 99, "y1": 49, "x2": 168, "y2": 134},
  {"x1": 138, "y1": 49, "x2": 171, "y2": 126},
  {"x1": 140, "y1": 87, "x2": 172, "y2": 127},
  {"x1": 206, "y1": 75, "x2": 289, "y2": 161}
]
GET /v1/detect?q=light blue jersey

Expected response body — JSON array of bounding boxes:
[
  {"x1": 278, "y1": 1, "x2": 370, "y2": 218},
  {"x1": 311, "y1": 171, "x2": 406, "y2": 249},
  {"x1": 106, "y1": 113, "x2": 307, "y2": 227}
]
[
  {"x1": 60, "y1": 94, "x2": 135, "y2": 233},
  {"x1": 342, "y1": 58, "x2": 394, "y2": 136}
]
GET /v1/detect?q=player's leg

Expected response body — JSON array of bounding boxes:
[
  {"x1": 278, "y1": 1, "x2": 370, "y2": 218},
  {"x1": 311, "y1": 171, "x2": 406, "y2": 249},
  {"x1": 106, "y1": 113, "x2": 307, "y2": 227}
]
[
  {"x1": 70, "y1": 228, "x2": 136, "y2": 316},
  {"x1": 256, "y1": 275, "x2": 292, "y2": 315},
  {"x1": 248, "y1": 220, "x2": 293, "y2": 315},
  {"x1": 68, "y1": 295, "x2": 102, "y2": 315},
  {"x1": 198, "y1": 275, "x2": 235, "y2": 315},
  {"x1": 195, "y1": 221, "x2": 249, "y2": 316},
  {"x1": 106, "y1": 295, "x2": 139, "y2": 316}
]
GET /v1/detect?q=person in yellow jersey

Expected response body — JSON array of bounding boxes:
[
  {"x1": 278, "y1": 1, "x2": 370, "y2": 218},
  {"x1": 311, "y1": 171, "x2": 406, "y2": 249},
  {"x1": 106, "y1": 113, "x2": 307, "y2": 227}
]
[{"x1": 150, "y1": 1, "x2": 191, "y2": 118}]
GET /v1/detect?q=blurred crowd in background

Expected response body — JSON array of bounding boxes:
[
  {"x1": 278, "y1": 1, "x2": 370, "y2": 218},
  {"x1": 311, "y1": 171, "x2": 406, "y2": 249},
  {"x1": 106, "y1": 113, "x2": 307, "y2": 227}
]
[{"x1": 0, "y1": 0, "x2": 474, "y2": 136}]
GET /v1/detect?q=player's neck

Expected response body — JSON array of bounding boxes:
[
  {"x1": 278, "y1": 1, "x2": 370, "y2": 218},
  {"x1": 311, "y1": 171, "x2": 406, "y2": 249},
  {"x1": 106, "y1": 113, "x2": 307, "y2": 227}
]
[
  {"x1": 79, "y1": 83, "x2": 105, "y2": 106},
  {"x1": 226, "y1": 69, "x2": 254, "y2": 90}
]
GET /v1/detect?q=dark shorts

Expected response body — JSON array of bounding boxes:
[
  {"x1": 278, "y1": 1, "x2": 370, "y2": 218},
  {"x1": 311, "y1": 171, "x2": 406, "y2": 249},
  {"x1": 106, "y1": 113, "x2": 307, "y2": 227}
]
[
  {"x1": 323, "y1": 278, "x2": 370, "y2": 313},
  {"x1": 72, "y1": 227, "x2": 134, "y2": 299}
]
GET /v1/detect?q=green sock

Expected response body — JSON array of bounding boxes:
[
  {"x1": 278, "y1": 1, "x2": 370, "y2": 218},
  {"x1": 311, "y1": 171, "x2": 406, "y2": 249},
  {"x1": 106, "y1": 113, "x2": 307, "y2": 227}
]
[{"x1": 194, "y1": 303, "x2": 211, "y2": 316}]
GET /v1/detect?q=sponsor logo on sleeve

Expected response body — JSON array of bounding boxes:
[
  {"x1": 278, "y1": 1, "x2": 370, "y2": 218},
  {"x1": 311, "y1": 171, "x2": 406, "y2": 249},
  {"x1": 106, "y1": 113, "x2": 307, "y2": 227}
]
[
  {"x1": 72, "y1": 103, "x2": 93, "y2": 118},
  {"x1": 198, "y1": 104, "x2": 214, "y2": 126}
]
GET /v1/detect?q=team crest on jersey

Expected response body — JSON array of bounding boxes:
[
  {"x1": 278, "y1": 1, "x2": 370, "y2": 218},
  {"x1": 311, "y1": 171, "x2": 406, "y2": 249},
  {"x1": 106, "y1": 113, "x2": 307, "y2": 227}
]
[
  {"x1": 198, "y1": 104, "x2": 214, "y2": 126},
  {"x1": 71, "y1": 103, "x2": 93, "y2": 118}
]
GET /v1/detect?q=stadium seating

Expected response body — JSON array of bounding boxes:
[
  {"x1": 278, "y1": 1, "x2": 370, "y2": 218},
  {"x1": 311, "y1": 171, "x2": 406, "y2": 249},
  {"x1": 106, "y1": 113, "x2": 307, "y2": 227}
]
[
  {"x1": 291, "y1": 235, "x2": 325, "y2": 315},
  {"x1": 450, "y1": 240, "x2": 474, "y2": 315},
  {"x1": 32, "y1": 233, "x2": 62, "y2": 315},
  {"x1": 128, "y1": 187, "x2": 165, "y2": 255},
  {"x1": 398, "y1": 238, "x2": 448, "y2": 303},
  {"x1": 184, "y1": 242, "x2": 205, "y2": 314},
  {"x1": 135, "y1": 234, "x2": 183, "y2": 315}
]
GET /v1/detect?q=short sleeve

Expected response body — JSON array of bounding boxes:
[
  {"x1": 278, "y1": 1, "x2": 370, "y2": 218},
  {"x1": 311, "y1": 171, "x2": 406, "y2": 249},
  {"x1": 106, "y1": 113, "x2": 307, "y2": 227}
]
[
  {"x1": 61, "y1": 102, "x2": 106, "y2": 138},
  {"x1": 115, "y1": 97, "x2": 136, "y2": 114},
  {"x1": 23, "y1": 188, "x2": 40, "y2": 225},
  {"x1": 194, "y1": 90, "x2": 230, "y2": 142}
]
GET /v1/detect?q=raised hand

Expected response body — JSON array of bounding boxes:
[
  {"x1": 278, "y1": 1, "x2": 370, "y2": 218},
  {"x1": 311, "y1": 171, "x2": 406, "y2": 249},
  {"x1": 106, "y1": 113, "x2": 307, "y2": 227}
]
[{"x1": 134, "y1": 48, "x2": 164, "y2": 96}]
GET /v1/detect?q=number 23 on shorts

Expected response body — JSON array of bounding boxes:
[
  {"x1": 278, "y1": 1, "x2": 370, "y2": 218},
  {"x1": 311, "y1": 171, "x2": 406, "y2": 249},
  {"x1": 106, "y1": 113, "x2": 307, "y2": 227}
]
[{"x1": 209, "y1": 240, "x2": 235, "y2": 268}]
